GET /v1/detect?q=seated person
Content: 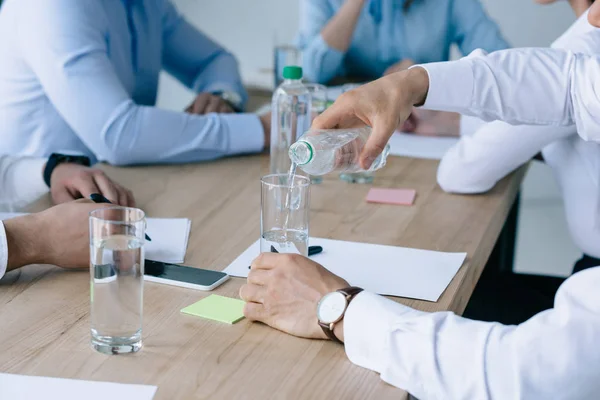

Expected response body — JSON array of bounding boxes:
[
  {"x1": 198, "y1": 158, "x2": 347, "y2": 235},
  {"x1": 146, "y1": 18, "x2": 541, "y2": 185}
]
[
  {"x1": 297, "y1": 0, "x2": 508, "y2": 84},
  {"x1": 0, "y1": 0, "x2": 269, "y2": 166}
]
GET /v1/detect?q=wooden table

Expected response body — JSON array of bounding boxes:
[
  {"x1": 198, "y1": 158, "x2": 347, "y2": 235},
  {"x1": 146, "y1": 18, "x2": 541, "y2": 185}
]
[{"x1": 0, "y1": 155, "x2": 525, "y2": 399}]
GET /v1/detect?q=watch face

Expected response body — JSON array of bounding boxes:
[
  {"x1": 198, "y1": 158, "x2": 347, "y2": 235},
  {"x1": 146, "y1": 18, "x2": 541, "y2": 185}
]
[{"x1": 317, "y1": 292, "x2": 347, "y2": 324}]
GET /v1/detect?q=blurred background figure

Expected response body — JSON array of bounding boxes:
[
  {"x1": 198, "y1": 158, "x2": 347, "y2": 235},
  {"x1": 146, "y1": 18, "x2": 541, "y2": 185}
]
[{"x1": 296, "y1": 0, "x2": 509, "y2": 84}]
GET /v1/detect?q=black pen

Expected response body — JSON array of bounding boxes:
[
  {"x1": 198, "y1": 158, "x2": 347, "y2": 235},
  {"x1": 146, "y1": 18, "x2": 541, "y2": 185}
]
[
  {"x1": 249, "y1": 245, "x2": 323, "y2": 269},
  {"x1": 90, "y1": 193, "x2": 152, "y2": 242}
]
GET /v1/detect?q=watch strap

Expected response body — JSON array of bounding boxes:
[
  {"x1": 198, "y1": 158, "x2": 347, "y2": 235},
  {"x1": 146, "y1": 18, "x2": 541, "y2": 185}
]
[
  {"x1": 43, "y1": 153, "x2": 91, "y2": 188},
  {"x1": 319, "y1": 286, "x2": 364, "y2": 344}
]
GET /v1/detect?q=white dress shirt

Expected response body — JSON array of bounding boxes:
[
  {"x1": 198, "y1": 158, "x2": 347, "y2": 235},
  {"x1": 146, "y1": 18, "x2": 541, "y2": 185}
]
[
  {"x1": 437, "y1": 10, "x2": 600, "y2": 259},
  {"x1": 0, "y1": 155, "x2": 49, "y2": 280},
  {"x1": 342, "y1": 12, "x2": 600, "y2": 400}
]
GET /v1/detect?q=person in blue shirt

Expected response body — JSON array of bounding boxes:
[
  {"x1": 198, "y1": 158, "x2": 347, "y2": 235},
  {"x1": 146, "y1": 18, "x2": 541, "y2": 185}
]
[
  {"x1": 298, "y1": 0, "x2": 509, "y2": 84},
  {"x1": 0, "y1": 0, "x2": 270, "y2": 166}
]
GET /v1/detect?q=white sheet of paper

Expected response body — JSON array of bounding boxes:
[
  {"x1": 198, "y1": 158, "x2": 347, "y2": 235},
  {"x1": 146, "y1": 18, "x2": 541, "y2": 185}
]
[
  {"x1": 0, "y1": 373, "x2": 157, "y2": 400},
  {"x1": 224, "y1": 238, "x2": 466, "y2": 302},
  {"x1": 388, "y1": 132, "x2": 459, "y2": 160},
  {"x1": 0, "y1": 213, "x2": 191, "y2": 264}
]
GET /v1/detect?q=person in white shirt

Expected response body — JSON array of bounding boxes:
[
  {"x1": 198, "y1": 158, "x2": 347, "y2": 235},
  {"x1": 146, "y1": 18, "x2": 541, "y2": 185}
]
[
  {"x1": 238, "y1": 2, "x2": 600, "y2": 398},
  {"x1": 435, "y1": 1, "x2": 600, "y2": 324},
  {"x1": 0, "y1": 154, "x2": 130, "y2": 281}
]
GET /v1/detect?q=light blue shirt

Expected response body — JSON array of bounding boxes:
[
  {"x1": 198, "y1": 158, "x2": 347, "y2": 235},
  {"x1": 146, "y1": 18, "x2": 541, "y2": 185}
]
[
  {"x1": 0, "y1": 0, "x2": 264, "y2": 165},
  {"x1": 298, "y1": 0, "x2": 510, "y2": 83}
]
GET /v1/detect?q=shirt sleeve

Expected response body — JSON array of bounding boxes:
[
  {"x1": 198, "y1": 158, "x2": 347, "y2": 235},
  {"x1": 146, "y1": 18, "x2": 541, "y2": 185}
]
[
  {"x1": 417, "y1": 47, "x2": 600, "y2": 142},
  {"x1": 344, "y1": 269, "x2": 600, "y2": 399},
  {"x1": 450, "y1": 0, "x2": 510, "y2": 54},
  {"x1": 0, "y1": 221, "x2": 7, "y2": 281},
  {"x1": 161, "y1": 1, "x2": 248, "y2": 107},
  {"x1": 437, "y1": 121, "x2": 575, "y2": 193},
  {"x1": 437, "y1": 10, "x2": 600, "y2": 194},
  {"x1": 297, "y1": 0, "x2": 345, "y2": 84},
  {"x1": 17, "y1": 0, "x2": 264, "y2": 166},
  {"x1": 0, "y1": 156, "x2": 48, "y2": 212}
]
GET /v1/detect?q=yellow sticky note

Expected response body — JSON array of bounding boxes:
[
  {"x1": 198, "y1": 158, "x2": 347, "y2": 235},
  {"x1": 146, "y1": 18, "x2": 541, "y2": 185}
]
[{"x1": 181, "y1": 295, "x2": 245, "y2": 324}]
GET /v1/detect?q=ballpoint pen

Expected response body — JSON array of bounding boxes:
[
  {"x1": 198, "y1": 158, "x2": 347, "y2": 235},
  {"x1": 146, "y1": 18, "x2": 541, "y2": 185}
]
[{"x1": 90, "y1": 193, "x2": 152, "y2": 241}]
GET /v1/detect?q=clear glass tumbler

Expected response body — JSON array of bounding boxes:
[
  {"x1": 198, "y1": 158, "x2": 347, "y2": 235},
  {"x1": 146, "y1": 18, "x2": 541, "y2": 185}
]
[
  {"x1": 261, "y1": 174, "x2": 310, "y2": 256},
  {"x1": 89, "y1": 207, "x2": 145, "y2": 355}
]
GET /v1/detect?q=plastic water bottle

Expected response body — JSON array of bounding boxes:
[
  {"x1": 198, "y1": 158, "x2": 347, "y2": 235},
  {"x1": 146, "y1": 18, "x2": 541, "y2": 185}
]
[
  {"x1": 288, "y1": 127, "x2": 390, "y2": 176},
  {"x1": 270, "y1": 66, "x2": 312, "y2": 175}
]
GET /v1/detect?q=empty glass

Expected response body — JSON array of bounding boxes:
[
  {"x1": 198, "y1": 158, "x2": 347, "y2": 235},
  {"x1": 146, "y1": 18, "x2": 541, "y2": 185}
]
[
  {"x1": 261, "y1": 174, "x2": 310, "y2": 256},
  {"x1": 89, "y1": 207, "x2": 145, "y2": 354}
]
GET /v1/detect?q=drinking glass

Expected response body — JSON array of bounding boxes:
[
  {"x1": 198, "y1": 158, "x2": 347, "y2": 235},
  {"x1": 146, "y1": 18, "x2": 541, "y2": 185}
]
[
  {"x1": 261, "y1": 174, "x2": 310, "y2": 256},
  {"x1": 89, "y1": 207, "x2": 145, "y2": 354},
  {"x1": 273, "y1": 45, "x2": 301, "y2": 88}
]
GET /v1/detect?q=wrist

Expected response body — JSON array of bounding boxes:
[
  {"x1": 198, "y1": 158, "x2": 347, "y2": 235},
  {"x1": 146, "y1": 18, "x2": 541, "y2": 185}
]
[
  {"x1": 404, "y1": 66, "x2": 430, "y2": 107},
  {"x1": 333, "y1": 319, "x2": 345, "y2": 343},
  {"x1": 4, "y1": 215, "x2": 42, "y2": 270}
]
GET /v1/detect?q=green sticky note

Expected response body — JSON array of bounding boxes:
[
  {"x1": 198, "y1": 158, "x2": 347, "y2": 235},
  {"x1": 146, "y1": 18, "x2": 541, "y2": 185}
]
[{"x1": 180, "y1": 295, "x2": 245, "y2": 324}]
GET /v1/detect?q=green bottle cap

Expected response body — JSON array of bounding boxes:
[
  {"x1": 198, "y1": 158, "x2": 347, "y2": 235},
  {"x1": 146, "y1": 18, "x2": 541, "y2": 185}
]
[{"x1": 283, "y1": 66, "x2": 303, "y2": 80}]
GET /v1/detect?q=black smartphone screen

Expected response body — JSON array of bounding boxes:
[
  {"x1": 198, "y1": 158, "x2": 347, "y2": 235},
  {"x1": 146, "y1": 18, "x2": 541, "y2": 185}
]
[{"x1": 144, "y1": 260, "x2": 227, "y2": 286}]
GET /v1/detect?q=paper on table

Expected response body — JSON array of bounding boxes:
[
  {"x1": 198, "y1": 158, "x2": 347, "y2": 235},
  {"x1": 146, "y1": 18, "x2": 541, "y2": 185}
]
[
  {"x1": 366, "y1": 188, "x2": 416, "y2": 206},
  {"x1": 224, "y1": 238, "x2": 466, "y2": 302},
  {"x1": 0, "y1": 373, "x2": 157, "y2": 400},
  {"x1": 181, "y1": 294, "x2": 245, "y2": 324},
  {"x1": 145, "y1": 218, "x2": 191, "y2": 264},
  {"x1": 388, "y1": 132, "x2": 459, "y2": 160},
  {"x1": 0, "y1": 213, "x2": 191, "y2": 264}
]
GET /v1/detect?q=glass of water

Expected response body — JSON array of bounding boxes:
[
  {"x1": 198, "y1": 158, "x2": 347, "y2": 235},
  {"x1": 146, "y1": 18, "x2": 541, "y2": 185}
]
[
  {"x1": 274, "y1": 45, "x2": 301, "y2": 88},
  {"x1": 89, "y1": 207, "x2": 145, "y2": 355},
  {"x1": 261, "y1": 174, "x2": 310, "y2": 256}
]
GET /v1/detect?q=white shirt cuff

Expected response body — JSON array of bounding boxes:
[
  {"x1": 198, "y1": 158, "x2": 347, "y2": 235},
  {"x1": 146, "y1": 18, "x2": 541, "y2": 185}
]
[
  {"x1": 0, "y1": 221, "x2": 7, "y2": 280},
  {"x1": 412, "y1": 60, "x2": 474, "y2": 112},
  {"x1": 222, "y1": 114, "x2": 265, "y2": 155},
  {"x1": 344, "y1": 292, "x2": 426, "y2": 374},
  {"x1": 3, "y1": 157, "x2": 48, "y2": 212}
]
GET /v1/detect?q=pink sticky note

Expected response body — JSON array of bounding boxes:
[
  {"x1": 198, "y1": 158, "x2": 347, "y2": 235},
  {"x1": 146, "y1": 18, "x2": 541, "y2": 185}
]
[{"x1": 366, "y1": 188, "x2": 417, "y2": 206}]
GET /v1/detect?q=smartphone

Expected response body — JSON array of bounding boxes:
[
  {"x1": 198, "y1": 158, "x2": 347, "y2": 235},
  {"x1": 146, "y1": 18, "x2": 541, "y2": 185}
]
[{"x1": 144, "y1": 259, "x2": 229, "y2": 291}]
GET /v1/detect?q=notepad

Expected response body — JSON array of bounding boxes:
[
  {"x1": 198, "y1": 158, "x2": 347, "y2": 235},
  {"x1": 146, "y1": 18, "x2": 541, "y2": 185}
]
[
  {"x1": 181, "y1": 295, "x2": 245, "y2": 324},
  {"x1": 388, "y1": 132, "x2": 459, "y2": 160},
  {"x1": 0, "y1": 373, "x2": 157, "y2": 400},
  {"x1": 224, "y1": 238, "x2": 466, "y2": 302},
  {"x1": 0, "y1": 213, "x2": 191, "y2": 264},
  {"x1": 366, "y1": 188, "x2": 416, "y2": 205}
]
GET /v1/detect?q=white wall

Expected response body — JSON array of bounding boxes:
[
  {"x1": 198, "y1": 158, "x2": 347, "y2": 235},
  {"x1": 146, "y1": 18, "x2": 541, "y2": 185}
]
[{"x1": 157, "y1": 0, "x2": 577, "y2": 109}]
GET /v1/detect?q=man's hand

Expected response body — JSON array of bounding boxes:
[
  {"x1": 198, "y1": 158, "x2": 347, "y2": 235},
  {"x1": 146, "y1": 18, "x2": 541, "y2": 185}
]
[
  {"x1": 4, "y1": 200, "x2": 110, "y2": 271},
  {"x1": 383, "y1": 59, "x2": 415, "y2": 76},
  {"x1": 259, "y1": 113, "x2": 271, "y2": 149},
  {"x1": 50, "y1": 164, "x2": 135, "y2": 207},
  {"x1": 240, "y1": 253, "x2": 349, "y2": 339},
  {"x1": 313, "y1": 67, "x2": 430, "y2": 169},
  {"x1": 185, "y1": 93, "x2": 234, "y2": 115}
]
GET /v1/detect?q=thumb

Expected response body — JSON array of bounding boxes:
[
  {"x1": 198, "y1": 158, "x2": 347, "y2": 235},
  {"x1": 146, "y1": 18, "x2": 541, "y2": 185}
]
[{"x1": 360, "y1": 115, "x2": 398, "y2": 169}]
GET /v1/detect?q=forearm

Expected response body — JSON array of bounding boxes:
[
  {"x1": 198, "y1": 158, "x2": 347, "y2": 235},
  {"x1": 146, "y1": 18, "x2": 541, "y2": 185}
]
[
  {"x1": 3, "y1": 215, "x2": 41, "y2": 271},
  {"x1": 321, "y1": 0, "x2": 365, "y2": 52}
]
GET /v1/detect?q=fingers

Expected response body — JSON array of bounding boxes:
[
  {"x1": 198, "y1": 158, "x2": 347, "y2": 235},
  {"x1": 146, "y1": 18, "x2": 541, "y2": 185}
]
[
  {"x1": 360, "y1": 114, "x2": 398, "y2": 169},
  {"x1": 51, "y1": 185, "x2": 76, "y2": 204},
  {"x1": 218, "y1": 103, "x2": 233, "y2": 113},
  {"x1": 247, "y1": 269, "x2": 270, "y2": 285},
  {"x1": 191, "y1": 93, "x2": 210, "y2": 114},
  {"x1": 250, "y1": 252, "x2": 278, "y2": 270},
  {"x1": 70, "y1": 174, "x2": 101, "y2": 200},
  {"x1": 239, "y1": 283, "x2": 267, "y2": 304},
  {"x1": 204, "y1": 96, "x2": 222, "y2": 114},
  {"x1": 125, "y1": 188, "x2": 136, "y2": 207},
  {"x1": 243, "y1": 301, "x2": 267, "y2": 322},
  {"x1": 92, "y1": 171, "x2": 119, "y2": 204}
]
